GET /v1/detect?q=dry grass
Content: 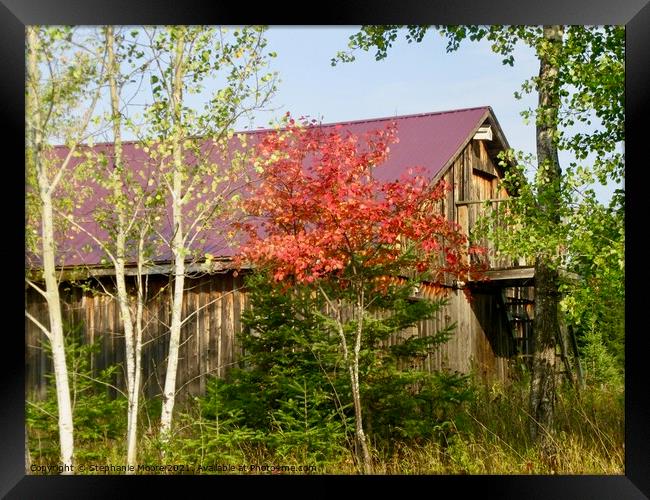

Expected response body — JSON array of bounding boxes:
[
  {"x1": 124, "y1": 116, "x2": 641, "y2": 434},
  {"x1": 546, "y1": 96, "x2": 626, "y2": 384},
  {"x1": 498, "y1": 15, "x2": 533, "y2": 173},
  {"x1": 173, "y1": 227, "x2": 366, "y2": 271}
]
[{"x1": 27, "y1": 381, "x2": 624, "y2": 475}]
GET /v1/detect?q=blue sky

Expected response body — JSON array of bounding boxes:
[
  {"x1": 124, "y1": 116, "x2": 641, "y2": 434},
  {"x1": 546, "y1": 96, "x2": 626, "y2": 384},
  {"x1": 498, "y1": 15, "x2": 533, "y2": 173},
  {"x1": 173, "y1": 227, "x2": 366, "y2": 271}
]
[
  {"x1": 248, "y1": 27, "x2": 540, "y2": 153},
  {"x1": 242, "y1": 27, "x2": 619, "y2": 203},
  {"x1": 95, "y1": 26, "x2": 618, "y2": 203}
]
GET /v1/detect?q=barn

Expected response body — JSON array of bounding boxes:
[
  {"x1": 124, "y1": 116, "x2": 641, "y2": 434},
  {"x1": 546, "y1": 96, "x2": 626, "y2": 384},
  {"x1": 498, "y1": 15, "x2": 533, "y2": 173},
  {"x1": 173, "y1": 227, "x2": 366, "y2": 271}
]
[{"x1": 26, "y1": 106, "x2": 551, "y2": 401}]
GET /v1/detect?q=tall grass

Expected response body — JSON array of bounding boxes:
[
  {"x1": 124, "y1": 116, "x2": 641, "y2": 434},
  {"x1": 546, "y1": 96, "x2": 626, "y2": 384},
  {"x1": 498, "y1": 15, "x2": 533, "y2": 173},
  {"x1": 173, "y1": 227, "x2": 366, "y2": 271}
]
[
  {"x1": 27, "y1": 378, "x2": 624, "y2": 475},
  {"x1": 444, "y1": 379, "x2": 624, "y2": 474}
]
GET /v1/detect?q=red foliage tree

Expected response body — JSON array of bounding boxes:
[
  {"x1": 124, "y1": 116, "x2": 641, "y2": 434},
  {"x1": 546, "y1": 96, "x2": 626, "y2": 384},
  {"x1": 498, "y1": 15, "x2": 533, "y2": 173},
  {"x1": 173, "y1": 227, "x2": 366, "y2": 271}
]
[
  {"x1": 238, "y1": 114, "x2": 485, "y2": 473},
  {"x1": 241, "y1": 115, "x2": 484, "y2": 283}
]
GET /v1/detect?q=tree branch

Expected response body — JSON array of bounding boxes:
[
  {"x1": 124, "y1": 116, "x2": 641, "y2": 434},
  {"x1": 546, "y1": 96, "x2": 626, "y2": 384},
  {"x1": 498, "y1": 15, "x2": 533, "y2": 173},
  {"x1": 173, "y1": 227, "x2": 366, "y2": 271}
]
[
  {"x1": 25, "y1": 311, "x2": 52, "y2": 341},
  {"x1": 25, "y1": 278, "x2": 48, "y2": 300}
]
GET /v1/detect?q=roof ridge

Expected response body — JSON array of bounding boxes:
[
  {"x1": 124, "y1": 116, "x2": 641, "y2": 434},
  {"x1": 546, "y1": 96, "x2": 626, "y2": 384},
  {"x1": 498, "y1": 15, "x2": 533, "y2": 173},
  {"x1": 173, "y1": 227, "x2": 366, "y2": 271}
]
[
  {"x1": 303, "y1": 106, "x2": 490, "y2": 129},
  {"x1": 49, "y1": 106, "x2": 492, "y2": 149}
]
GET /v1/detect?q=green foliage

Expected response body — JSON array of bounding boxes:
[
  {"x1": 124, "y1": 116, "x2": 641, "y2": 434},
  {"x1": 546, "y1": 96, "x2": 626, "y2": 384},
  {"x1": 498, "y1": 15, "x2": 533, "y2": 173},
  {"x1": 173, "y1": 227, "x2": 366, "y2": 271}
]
[
  {"x1": 188, "y1": 271, "x2": 474, "y2": 466},
  {"x1": 267, "y1": 378, "x2": 350, "y2": 463},
  {"x1": 188, "y1": 272, "x2": 352, "y2": 465},
  {"x1": 560, "y1": 192, "x2": 624, "y2": 370},
  {"x1": 364, "y1": 368, "x2": 474, "y2": 444},
  {"x1": 145, "y1": 375, "x2": 624, "y2": 475},
  {"x1": 27, "y1": 324, "x2": 127, "y2": 463},
  {"x1": 354, "y1": 283, "x2": 476, "y2": 445},
  {"x1": 158, "y1": 393, "x2": 264, "y2": 466},
  {"x1": 578, "y1": 324, "x2": 622, "y2": 387},
  {"x1": 27, "y1": 375, "x2": 623, "y2": 474}
]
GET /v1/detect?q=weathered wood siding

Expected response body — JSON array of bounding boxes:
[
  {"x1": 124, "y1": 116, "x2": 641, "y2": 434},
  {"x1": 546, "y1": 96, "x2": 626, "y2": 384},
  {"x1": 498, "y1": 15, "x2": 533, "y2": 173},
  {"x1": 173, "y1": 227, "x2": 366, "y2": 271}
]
[
  {"x1": 25, "y1": 273, "x2": 250, "y2": 402},
  {"x1": 26, "y1": 275, "x2": 516, "y2": 401},
  {"x1": 449, "y1": 136, "x2": 522, "y2": 270}
]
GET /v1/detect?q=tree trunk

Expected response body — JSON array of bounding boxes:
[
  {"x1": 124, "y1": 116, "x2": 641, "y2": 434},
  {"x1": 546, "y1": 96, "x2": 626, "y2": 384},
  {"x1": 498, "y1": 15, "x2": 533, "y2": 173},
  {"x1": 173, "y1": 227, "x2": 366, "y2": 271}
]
[
  {"x1": 132, "y1": 239, "x2": 146, "y2": 464},
  {"x1": 106, "y1": 26, "x2": 140, "y2": 471},
  {"x1": 160, "y1": 29, "x2": 187, "y2": 442},
  {"x1": 529, "y1": 25, "x2": 563, "y2": 444},
  {"x1": 530, "y1": 258, "x2": 559, "y2": 441},
  {"x1": 319, "y1": 285, "x2": 372, "y2": 474},
  {"x1": 349, "y1": 356, "x2": 372, "y2": 473},
  {"x1": 42, "y1": 197, "x2": 75, "y2": 472},
  {"x1": 350, "y1": 290, "x2": 372, "y2": 474},
  {"x1": 27, "y1": 26, "x2": 75, "y2": 473}
]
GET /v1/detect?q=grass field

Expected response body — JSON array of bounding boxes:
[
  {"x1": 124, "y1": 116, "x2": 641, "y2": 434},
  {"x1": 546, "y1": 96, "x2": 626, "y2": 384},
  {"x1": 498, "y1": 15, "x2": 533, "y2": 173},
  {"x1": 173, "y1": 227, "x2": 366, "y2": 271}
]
[{"x1": 27, "y1": 378, "x2": 623, "y2": 475}]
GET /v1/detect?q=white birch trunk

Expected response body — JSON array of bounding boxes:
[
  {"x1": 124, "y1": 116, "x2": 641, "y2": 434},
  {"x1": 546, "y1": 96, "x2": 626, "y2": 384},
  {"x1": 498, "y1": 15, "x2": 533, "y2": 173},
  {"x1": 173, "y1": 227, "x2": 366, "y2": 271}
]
[
  {"x1": 319, "y1": 285, "x2": 372, "y2": 474},
  {"x1": 160, "y1": 30, "x2": 187, "y2": 441},
  {"x1": 131, "y1": 237, "x2": 146, "y2": 466},
  {"x1": 27, "y1": 26, "x2": 75, "y2": 473},
  {"x1": 42, "y1": 197, "x2": 75, "y2": 472},
  {"x1": 106, "y1": 26, "x2": 140, "y2": 471},
  {"x1": 351, "y1": 289, "x2": 372, "y2": 474}
]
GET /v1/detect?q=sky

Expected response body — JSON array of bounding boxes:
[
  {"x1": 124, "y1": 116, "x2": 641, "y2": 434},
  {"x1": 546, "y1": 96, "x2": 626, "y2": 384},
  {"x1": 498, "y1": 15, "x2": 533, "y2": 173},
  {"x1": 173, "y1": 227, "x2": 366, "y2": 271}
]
[
  {"x1": 239, "y1": 27, "x2": 619, "y2": 204},
  {"x1": 246, "y1": 27, "x2": 540, "y2": 152},
  {"x1": 89, "y1": 26, "x2": 619, "y2": 204}
]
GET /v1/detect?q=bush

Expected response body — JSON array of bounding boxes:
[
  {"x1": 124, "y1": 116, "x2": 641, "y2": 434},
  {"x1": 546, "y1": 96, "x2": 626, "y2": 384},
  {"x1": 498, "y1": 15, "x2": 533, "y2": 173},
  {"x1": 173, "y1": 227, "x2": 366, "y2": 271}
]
[
  {"x1": 579, "y1": 322, "x2": 623, "y2": 388},
  {"x1": 189, "y1": 273, "x2": 353, "y2": 466},
  {"x1": 186, "y1": 272, "x2": 475, "y2": 466}
]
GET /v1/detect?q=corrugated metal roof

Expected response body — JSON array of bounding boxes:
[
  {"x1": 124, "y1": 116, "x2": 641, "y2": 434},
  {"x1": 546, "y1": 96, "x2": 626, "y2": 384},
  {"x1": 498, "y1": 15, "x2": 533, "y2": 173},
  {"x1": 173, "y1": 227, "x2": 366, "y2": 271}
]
[{"x1": 29, "y1": 106, "x2": 492, "y2": 269}]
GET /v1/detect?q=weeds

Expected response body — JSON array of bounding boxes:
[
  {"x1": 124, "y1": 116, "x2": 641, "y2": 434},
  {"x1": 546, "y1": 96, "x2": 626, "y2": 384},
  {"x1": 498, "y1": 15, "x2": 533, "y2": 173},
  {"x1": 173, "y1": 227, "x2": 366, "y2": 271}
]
[{"x1": 27, "y1": 377, "x2": 623, "y2": 475}]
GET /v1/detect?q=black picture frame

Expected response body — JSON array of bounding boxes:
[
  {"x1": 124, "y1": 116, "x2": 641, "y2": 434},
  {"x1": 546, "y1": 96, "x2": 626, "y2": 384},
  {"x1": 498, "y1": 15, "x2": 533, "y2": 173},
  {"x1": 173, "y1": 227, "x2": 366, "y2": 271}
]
[{"x1": 4, "y1": 1, "x2": 649, "y2": 497}]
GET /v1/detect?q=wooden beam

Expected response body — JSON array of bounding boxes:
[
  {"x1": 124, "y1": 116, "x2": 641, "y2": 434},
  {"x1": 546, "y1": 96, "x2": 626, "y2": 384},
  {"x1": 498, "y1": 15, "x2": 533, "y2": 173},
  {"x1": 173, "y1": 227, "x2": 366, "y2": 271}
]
[
  {"x1": 473, "y1": 125, "x2": 493, "y2": 141},
  {"x1": 51, "y1": 258, "x2": 250, "y2": 282},
  {"x1": 470, "y1": 266, "x2": 582, "y2": 287},
  {"x1": 456, "y1": 197, "x2": 510, "y2": 206},
  {"x1": 478, "y1": 267, "x2": 535, "y2": 281},
  {"x1": 472, "y1": 165, "x2": 497, "y2": 177}
]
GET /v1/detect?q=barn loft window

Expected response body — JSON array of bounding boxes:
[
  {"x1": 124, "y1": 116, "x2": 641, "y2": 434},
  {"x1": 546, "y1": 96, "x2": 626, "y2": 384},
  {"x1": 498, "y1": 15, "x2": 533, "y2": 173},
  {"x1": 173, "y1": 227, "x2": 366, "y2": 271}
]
[{"x1": 473, "y1": 125, "x2": 493, "y2": 141}]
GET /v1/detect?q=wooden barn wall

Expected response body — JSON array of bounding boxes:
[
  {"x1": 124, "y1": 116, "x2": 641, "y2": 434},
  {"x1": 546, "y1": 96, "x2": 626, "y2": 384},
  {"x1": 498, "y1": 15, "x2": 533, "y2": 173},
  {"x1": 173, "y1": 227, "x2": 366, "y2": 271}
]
[
  {"x1": 25, "y1": 272, "x2": 250, "y2": 402},
  {"x1": 451, "y1": 138, "x2": 521, "y2": 270},
  {"x1": 408, "y1": 286, "x2": 512, "y2": 382},
  {"x1": 26, "y1": 274, "x2": 514, "y2": 402}
]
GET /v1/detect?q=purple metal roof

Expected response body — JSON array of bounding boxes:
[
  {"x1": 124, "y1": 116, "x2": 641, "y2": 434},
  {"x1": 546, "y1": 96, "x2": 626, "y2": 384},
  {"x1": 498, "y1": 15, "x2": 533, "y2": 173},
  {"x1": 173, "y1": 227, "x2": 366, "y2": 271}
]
[
  {"x1": 30, "y1": 106, "x2": 491, "y2": 269},
  {"x1": 335, "y1": 107, "x2": 489, "y2": 183}
]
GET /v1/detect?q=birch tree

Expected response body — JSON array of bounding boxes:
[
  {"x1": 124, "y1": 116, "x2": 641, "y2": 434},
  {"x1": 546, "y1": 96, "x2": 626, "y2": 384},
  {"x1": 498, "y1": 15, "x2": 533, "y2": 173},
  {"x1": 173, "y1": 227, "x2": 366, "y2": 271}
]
[
  {"x1": 105, "y1": 25, "x2": 141, "y2": 471},
  {"x1": 62, "y1": 26, "x2": 160, "y2": 471},
  {"x1": 25, "y1": 26, "x2": 107, "y2": 472},
  {"x1": 137, "y1": 26, "x2": 278, "y2": 442},
  {"x1": 53, "y1": 26, "x2": 173, "y2": 470}
]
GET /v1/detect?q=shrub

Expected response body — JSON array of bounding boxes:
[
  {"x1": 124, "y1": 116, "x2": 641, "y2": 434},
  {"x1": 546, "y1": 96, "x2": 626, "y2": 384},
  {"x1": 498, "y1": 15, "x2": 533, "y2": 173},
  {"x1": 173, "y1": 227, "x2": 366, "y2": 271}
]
[{"x1": 189, "y1": 272, "x2": 475, "y2": 466}]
